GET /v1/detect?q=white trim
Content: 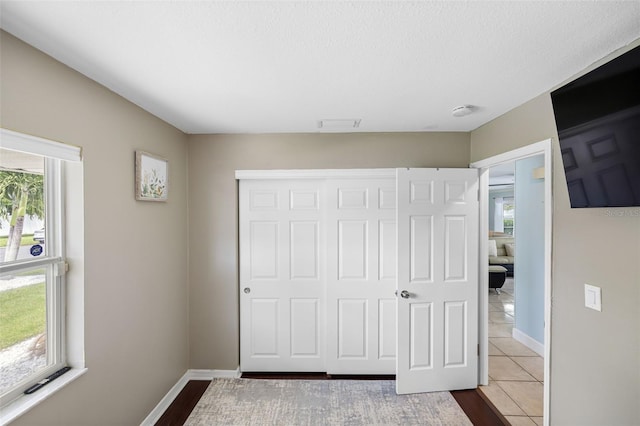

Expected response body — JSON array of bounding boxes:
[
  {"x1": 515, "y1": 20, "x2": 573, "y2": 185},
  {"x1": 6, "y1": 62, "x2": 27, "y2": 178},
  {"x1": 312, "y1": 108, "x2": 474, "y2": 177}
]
[
  {"x1": 235, "y1": 168, "x2": 395, "y2": 180},
  {"x1": 0, "y1": 128, "x2": 82, "y2": 162},
  {"x1": 477, "y1": 168, "x2": 490, "y2": 386},
  {"x1": 471, "y1": 138, "x2": 552, "y2": 426},
  {"x1": 187, "y1": 368, "x2": 241, "y2": 380},
  {"x1": 64, "y1": 160, "x2": 85, "y2": 370},
  {"x1": 542, "y1": 139, "x2": 553, "y2": 426},
  {"x1": 0, "y1": 256, "x2": 63, "y2": 274},
  {"x1": 0, "y1": 368, "x2": 87, "y2": 425},
  {"x1": 139, "y1": 368, "x2": 241, "y2": 426},
  {"x1": 470, "y1": 140, "x2": 549, "y2": 170},
  {"x1": 139, "y1": 371, "x2": 191, "y2": 426},
  {"x1": 512, "y1": 328, "x2": 545, "y2": 357}
]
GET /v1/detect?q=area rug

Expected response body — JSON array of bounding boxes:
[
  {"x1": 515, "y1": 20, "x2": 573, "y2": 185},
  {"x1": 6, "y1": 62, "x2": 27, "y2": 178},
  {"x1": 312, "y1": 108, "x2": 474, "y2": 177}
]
[{"x1": 185, "y1": 379, "x2": 472, "y2": 425}]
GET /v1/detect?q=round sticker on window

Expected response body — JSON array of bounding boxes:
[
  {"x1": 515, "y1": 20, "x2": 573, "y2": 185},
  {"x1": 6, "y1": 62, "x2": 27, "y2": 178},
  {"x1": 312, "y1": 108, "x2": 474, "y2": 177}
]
[{"x1": 30, "y1": 244, "x2": 43, "y2": 257}]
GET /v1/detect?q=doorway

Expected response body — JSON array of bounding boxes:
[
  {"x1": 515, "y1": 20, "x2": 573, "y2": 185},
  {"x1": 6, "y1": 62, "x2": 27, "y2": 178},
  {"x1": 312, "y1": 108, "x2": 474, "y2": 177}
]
[
  {"x1": 471, "y1": 139, "x2": 552, "y2": 426},
  {"x1": 486, "y1": 156, "x2": 545, "y2": 424}
]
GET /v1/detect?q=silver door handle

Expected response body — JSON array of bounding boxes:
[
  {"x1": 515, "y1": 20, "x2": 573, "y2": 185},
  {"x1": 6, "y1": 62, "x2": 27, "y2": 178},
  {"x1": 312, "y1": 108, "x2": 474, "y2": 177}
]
[
  {"x1": 399, "y1": 290, "x2": 410, "y2": 299},
  {"x1": 243, "y1": 287, "x2": 251, "y2": 294}
]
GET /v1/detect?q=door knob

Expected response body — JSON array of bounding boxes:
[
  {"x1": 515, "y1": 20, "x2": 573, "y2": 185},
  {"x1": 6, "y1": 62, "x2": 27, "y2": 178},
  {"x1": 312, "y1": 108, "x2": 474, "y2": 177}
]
[
  {"x1": 243, "y1": 287, "x2": 251, "y2": 294},
  {"x1": 400, "y1": 290, "x2": 410, "y2": 299}
]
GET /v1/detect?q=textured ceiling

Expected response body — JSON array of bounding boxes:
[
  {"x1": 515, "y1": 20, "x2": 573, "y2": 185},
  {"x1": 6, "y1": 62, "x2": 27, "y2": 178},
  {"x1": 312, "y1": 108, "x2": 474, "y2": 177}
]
[{"x1": 1, "y1": 1, "x2": 639, "y2": 134}]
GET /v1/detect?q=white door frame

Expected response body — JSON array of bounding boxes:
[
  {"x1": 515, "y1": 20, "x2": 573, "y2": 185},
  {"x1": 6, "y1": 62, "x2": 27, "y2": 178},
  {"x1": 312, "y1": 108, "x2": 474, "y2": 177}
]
[{"x1": 470, "y1": 139, "x2": 552, "y2": 426}]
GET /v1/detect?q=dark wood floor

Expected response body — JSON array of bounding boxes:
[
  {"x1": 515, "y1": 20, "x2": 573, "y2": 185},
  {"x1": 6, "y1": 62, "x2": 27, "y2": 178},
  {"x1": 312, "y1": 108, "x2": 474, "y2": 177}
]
[
  {"x1": 450, "y1": 388, "x2": 509, "y2": 426},
  {"x1": 154, "y1": 380, "x2": 210, "y2": 426},
  {"x1": 154, "y1": 375, "x2": 508, "y2": 426}
]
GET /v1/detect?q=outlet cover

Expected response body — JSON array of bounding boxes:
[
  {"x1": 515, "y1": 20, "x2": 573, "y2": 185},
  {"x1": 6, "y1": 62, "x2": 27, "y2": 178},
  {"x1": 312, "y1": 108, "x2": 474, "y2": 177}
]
[{"x1": 584, "y1": 284, "x2": 602, "y2": 312}]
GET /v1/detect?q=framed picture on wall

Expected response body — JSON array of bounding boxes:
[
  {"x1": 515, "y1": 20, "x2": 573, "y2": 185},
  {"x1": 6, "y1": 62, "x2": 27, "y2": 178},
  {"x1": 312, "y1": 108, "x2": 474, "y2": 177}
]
[{"x1": 135, "y1": 151, "x2": 168, "y2": 202}]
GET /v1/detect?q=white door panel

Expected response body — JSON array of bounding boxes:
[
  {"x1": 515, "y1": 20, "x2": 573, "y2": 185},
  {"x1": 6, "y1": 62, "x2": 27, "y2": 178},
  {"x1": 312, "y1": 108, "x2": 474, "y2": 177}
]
[
  {"x1": 444, "y1": 301, "x2": 467, "y2": 367},
  {"x1": 444, "y1": 216, "x2": 468, "y2": 281},
  {"x1": 290, "y1": 221, "x2": 319, "y2": 279},
  {"x1": 290, "y1": 189, "x2": 320, "y2": 210},
  {"x1": 396, "y1": 168, "x2": 479, "y2": 394},
  {"x1": 250, "y1": 298, "x2": 279, "y2": 356},
  {"x1": 249, "y1": 221, "x2": 279, "y2": 279},
  {"x1": 338, "y1": 220, "x2": 368, "y2": 280},
  {"x1": 338, "y1": 188, "x2": 369, "y2": 209},
  {"x1": 409, "y1": 302, "x2": 433, "y2": 369},
  {"x1": 410, "y1": 215, "x2": 433, "y2": 282},
  {"x1": 379, "y1": 220, "x2": 396, "y2": 280},
  {"x1": 240, "y1": 180, "x2": 325, "y2": 372},
  {"x1": 326, "y1": 178, "x2": 396, "y2": 374},
  {"x1": 378, "y1": 299, "x2": 396, "y2": 360},
  {"x1": 337, "y1": 299, "x2": 368, "y2": 359},
  {"x1": 290, "y1": 298, "x2": 320, "y2": 357}
]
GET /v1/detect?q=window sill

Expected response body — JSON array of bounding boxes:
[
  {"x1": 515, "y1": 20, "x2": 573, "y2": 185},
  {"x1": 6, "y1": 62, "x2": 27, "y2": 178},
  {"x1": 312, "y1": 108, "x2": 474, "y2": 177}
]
[{"x1": 0, "y1": 368, "x2": 87, "y2": 425}]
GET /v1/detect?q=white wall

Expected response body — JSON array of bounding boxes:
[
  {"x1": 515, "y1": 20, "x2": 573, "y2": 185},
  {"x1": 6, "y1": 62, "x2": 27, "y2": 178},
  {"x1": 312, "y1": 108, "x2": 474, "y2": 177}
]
[{"x1": 1, "y1": 31, "x2": 189, "y2": 425}]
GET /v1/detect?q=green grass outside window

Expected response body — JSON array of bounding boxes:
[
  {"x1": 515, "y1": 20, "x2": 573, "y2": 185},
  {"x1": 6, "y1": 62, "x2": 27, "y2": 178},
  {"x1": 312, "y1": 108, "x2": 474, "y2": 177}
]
[
  {"x1": 0, "y1": 234, "x2": 37, "y2": 248},
  {"x1": 0, "y1": 282, "x2": 46, "y2": 350}
]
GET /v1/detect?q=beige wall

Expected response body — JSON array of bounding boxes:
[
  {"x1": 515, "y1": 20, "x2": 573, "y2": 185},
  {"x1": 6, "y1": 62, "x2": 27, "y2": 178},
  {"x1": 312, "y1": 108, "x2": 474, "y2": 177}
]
[
  {"x1": 187, "y1": 132, "x2": 470, "y2": 368},
  {"x1": 1, "y1": 31, "x2": 189, "y2": 425},
  {"x1": 470, "y1": 44, "x2": 640, "y2": 424}
]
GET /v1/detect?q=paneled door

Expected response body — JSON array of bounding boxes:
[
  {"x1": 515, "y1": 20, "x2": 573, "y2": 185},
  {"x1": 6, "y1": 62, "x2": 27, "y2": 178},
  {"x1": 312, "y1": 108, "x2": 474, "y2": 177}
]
[
  {"x1": 239, "y1": 179, "x2": 325, "y2": 371},
  {"x1": 325, "y1": 178, "x2": 397, "y2": 374},
  {"x1": 396, "y1": 168, "x2": 479, "y2": 394}
]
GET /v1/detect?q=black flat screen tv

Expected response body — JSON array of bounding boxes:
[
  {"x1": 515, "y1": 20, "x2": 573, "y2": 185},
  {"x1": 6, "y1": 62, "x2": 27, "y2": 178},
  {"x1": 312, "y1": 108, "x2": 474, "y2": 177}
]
[{"x1": 551, "y1": 45, "x2": 640, "y2": 208}]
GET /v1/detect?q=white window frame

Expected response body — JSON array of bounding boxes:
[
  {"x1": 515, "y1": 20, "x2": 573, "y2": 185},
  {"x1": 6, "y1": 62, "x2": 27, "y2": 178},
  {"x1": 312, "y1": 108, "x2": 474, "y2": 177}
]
[{"x1": 0, "y1": 129, "x2": 86, "y2": 422}]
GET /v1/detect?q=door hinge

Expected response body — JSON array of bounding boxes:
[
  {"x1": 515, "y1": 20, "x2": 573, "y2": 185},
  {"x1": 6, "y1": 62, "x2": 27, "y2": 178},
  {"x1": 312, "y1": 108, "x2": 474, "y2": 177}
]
[{"x1": 477, "y1": 344, "x2": 480, "y2": 356}]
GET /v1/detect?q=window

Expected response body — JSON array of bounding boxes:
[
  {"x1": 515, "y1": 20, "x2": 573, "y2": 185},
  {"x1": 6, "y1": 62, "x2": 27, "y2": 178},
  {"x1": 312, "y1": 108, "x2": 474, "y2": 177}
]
[
  {"x1": 0, "y1": 129, "x2": 81, "y2": 408},
  {"x1": 502, "y1": 197, "x2": 515, "y2": 235}
]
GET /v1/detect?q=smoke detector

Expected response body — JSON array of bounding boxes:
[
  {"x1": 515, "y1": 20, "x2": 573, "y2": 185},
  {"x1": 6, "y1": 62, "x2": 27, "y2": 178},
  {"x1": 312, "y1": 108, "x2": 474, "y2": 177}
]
[{"x1": 452, "y1": 105, "x2": 474, "y2": 117}]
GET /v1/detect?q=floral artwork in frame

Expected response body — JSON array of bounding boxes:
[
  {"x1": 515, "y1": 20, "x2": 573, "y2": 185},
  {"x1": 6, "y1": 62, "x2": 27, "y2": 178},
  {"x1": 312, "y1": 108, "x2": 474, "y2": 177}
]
[{"x1": 135, "y1": 151, "x2": 168, "y2": 201}]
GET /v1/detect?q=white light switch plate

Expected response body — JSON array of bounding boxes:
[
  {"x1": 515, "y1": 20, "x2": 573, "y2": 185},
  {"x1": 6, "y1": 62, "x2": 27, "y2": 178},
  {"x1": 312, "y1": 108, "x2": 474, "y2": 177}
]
[{"x1": 584, "y1": 284, "x2": 602, "y2": 311}]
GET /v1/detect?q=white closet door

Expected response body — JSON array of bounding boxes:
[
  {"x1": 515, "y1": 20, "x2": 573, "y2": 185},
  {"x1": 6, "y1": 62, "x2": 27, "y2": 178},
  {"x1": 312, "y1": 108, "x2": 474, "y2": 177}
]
[
  {"x1": 325, "y1": 178, "x2": 397, "y2": 374},
  {"x1": 396, "y1": 168, "x2": 479, "y2": 394},
  {"x1": 239, "y1": 179, "x2": 325, "y2": 371}
]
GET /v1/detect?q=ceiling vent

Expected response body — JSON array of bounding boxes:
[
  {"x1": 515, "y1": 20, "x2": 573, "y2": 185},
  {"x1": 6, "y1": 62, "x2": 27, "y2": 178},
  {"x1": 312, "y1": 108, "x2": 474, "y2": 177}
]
[{"x1": 317, "y1": 119, "x2": 361, "y2": 130}]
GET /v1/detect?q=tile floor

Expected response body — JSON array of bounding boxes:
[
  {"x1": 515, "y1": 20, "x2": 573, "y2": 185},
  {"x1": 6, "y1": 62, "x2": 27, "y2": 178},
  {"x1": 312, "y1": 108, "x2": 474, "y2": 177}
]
[{"x1": 480, "y1": 278, "x2": 545, "y2": 426}]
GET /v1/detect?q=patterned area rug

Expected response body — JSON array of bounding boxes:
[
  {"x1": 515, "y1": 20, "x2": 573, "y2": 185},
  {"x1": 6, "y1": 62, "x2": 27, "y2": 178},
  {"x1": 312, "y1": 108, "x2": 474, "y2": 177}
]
[{"x1": 185, "y1": 379, "x2": 472, "y2": 425}]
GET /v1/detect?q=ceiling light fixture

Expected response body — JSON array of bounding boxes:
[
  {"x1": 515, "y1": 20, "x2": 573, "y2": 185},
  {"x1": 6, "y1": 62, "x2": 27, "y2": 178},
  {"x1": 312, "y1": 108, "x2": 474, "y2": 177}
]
[{"x1": 452, "y1": 105, "x2": 474, "y2": 117}]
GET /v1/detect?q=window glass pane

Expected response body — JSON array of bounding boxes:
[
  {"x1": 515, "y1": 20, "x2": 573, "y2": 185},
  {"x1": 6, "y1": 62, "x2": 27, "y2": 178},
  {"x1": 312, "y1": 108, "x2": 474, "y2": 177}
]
[
  {"x1": 0, "y1": 267, "x2": 49, "y2": 395},
  {"x1": 503, "y1": 197, "x2": 515, "y2": 235},
  {"x1": 0, "y1": 149, "x2": 46, "y2": 263}
]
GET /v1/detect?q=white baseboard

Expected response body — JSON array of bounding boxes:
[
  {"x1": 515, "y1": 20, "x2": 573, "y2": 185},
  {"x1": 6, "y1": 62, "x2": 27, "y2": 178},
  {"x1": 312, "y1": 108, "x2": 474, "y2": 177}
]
[
  {"x1": 187, "y1": 368, "x2": 241, "y2": 380},
  {"x1": 512, "y1": 328, "x2": 544, "y2": 357},
  {"x1": 139, "y1": 368, "x2": 241, "y2": 426},
  {"x1": 139, "y1": 372, "x2": 190, "y2": 426}
]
